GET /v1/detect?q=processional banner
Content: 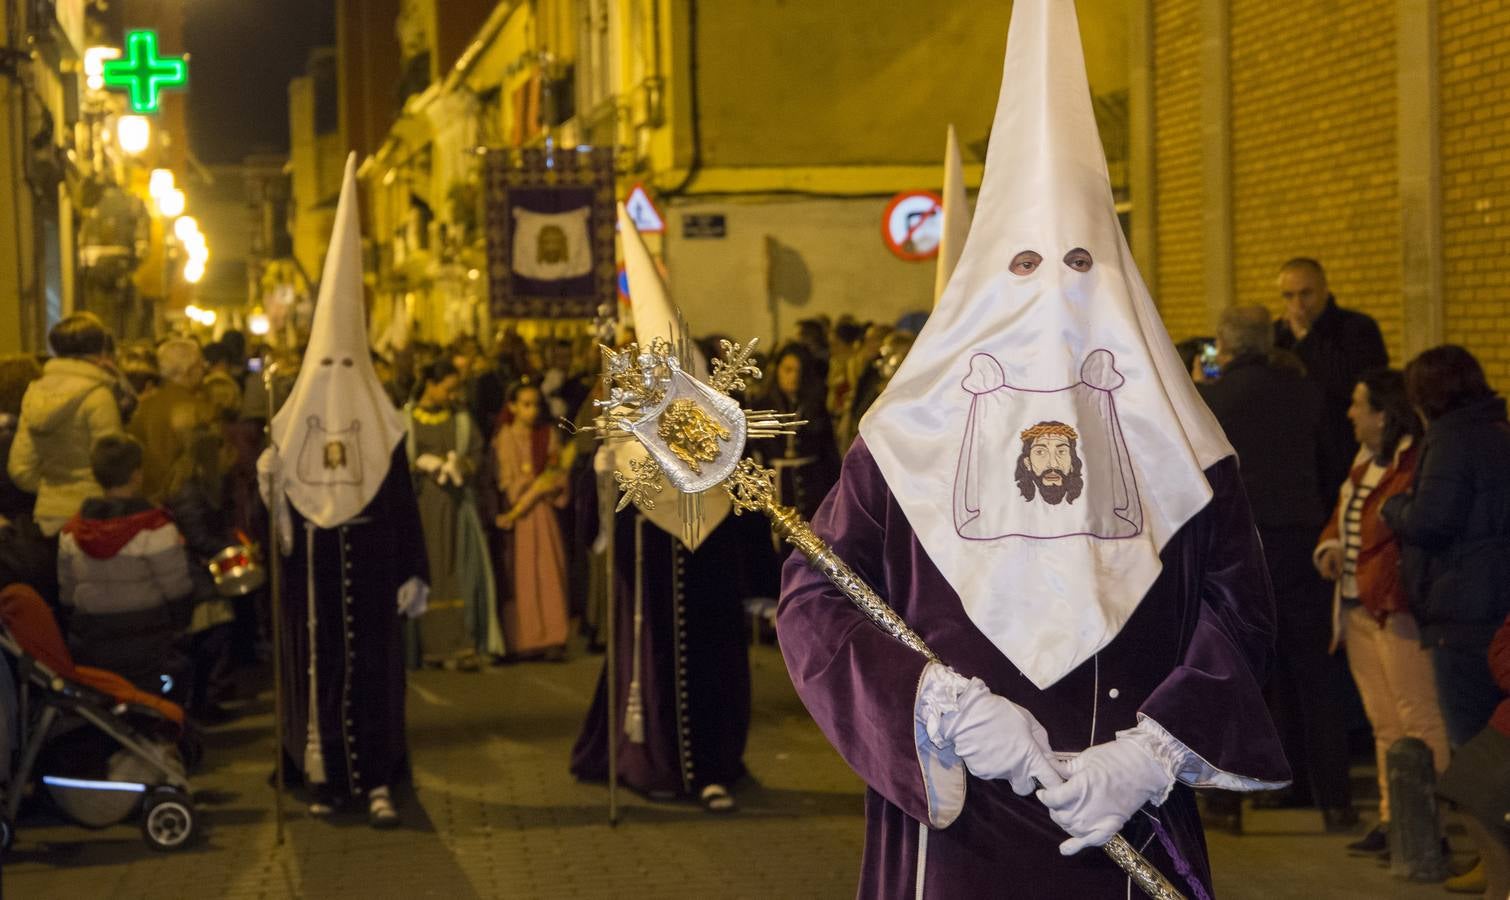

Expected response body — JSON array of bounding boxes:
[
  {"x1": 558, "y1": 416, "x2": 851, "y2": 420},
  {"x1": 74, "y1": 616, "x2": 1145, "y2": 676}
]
[{"x1": 484, "y1": 146, "x2": 616, "y2": 319}]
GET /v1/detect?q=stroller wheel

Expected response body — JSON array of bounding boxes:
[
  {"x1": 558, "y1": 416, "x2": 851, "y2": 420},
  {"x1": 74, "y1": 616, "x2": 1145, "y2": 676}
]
[
  {"x1": 0, "y1": 817, "x2": 12, "y2": 852},
  {"x1": 141, "y1": 790, "x2": 195, "y2": 851}
]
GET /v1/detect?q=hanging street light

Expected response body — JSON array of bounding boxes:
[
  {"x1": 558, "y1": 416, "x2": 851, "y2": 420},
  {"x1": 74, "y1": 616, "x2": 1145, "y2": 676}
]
[
  {"x1": 149, "y1": 169, "x2": 175, "y2": 200},
  {"x1": 116, "y1": 115, "x2": 152, "y2": 155},
  {"x1": 173, "y1": 215, "x2": 200, "y2": 243},
  {"x1": 157, "y1": 187, "x2": 185, "y2": 218}
]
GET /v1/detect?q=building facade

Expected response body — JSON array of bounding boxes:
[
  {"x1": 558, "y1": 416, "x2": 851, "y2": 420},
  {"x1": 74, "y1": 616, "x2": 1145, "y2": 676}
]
[
  {"x1": 341, "y1": 1, "x2": 1134, "y2": 348},
  {"x1": 1143, "y1": 0, "x2": 1510, "y2": 387}
]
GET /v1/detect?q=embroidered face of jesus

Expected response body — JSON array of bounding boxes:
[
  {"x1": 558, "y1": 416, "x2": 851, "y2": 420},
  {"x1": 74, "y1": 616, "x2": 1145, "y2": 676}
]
[
  {"x1": 1015, "y1": 421, "x2": 1083, "y2": 505},
  {"x1": 537, "y1": 225, "x2": 569, "y2": 264},
  {"x1": 323, "y1": 441, "x2": 347, "y2": 470}
]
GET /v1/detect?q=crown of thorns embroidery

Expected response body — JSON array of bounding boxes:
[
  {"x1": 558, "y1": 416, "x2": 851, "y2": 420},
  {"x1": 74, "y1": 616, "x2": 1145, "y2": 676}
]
[{"x1": 1019, "y1": 422, "x2": 1079, "y2": 443}]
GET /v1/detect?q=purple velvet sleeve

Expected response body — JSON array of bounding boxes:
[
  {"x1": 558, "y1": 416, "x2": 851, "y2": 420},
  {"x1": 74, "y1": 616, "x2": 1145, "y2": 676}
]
[
  {"x1": 1138, "y1": 457, "x2": 1292, "y2": 785},
  {"x1": 777, "y1": 441, "x2": 934, "y2": 824}
]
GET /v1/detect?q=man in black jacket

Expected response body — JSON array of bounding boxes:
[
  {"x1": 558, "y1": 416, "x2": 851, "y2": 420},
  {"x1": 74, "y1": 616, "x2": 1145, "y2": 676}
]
[
  {"x1": 1274, "y1": 257, "x2": 1389, "y2": 501},
  {"x1": 1202, "y1": 305, "x2": 1358, "y2": 832}
]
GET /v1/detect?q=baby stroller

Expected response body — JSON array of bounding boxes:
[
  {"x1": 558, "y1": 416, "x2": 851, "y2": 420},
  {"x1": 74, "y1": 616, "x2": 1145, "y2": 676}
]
[{"x1": 0, "y1": 584, "x2": 196, "y2": 852}]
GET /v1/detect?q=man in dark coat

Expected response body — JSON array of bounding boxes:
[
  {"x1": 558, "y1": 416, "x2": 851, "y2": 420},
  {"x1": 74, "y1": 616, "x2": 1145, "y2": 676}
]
[
  {"x1": 1273, "y1": 257, "x2": 1389, "y2": 500},
  {"x1": 1201, "y1": 305, "x2": 1356, "y2": 830}
]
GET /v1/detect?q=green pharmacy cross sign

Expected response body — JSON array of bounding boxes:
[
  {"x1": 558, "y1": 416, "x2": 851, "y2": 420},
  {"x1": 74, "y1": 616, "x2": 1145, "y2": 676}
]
[{"x1": 102, "y1": 31, "x2": 188, "y2": 114}]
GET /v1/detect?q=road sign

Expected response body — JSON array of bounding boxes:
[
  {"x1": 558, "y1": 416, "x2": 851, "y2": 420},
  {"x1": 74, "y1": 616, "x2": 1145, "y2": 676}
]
[
  {"x1": 881, "y1": 190, "x2": 944, "y2": 261},
  {"x1": 623, "y1": 184, "x2": 665, "y2": 234},
  {"x1": 682, "y1": 213, "x2": 726, "y2": 239},
  {"x1": 102, "y1": 30, "x2": 188, "y2": 115}
]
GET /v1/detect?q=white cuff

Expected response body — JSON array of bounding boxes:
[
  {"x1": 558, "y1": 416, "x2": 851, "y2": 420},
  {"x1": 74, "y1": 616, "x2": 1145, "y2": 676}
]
[
  {"x1": 1127, "y1": 715, "x2": 1291, "y2": 794},
  {"x1": 913, "y1": 662, "x2": 968, "y2": 828}
]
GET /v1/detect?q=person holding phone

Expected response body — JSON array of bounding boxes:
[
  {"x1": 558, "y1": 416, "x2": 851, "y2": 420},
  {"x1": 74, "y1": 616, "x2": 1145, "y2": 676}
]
[{"x1": 1198, "y1": 305, "x2": 1358, "y2": 830}]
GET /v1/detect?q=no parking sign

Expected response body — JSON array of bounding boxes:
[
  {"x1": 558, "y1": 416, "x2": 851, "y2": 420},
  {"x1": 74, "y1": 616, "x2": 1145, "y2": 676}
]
[{"x1": 881, "y1": 190, "x2": 944, "y2": 261}]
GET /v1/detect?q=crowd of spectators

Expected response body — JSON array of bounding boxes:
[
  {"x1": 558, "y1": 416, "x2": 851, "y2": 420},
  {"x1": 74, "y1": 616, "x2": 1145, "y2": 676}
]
[{"x1": 1192, "y1": 258, "x2": 1510, "y2": 898}]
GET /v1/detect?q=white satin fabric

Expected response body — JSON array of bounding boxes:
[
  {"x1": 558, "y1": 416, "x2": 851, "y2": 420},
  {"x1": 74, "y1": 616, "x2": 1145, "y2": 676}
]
[
  {"x1": 859, "y1": 0, "x2": 1233, "y2": 689},
  {"x1": 272, "y1": 155, "x2": 406, "y2": 529}
]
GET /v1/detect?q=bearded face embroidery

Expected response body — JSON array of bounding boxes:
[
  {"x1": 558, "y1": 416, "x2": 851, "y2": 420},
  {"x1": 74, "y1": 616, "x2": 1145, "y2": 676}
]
[
  {"x1": 952, "y1": 349, "x2": 1142, "y2": 541},
  {"x1": 536, "y1": 225, "x2": 569, "y2": 264},
  {"x1": 297, "y1": 416, "x2": 364, "y2": 487},
  {"x1": 323, "y1": 441, "x2": 348, "y2": 470},
  {"x1": 1016, "y1": 421, "x2": 1084, "y2": 505}
]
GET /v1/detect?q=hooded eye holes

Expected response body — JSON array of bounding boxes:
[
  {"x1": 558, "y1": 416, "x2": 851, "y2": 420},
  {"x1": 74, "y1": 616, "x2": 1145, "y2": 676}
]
[
  {"x1": 1063, "y1": 248, "x2": 1094, "y2": 272},
  {"x1": 1008, "y1": 248, "x2": 1095, "y2": 277},
  {"x1": 1009, "y1": 251, "x2": 1043, "y2": 276},
  {"x1": 341, "y1": 358, "x2": 354, "y2": 368},
  {"x1": 321, "y1": 357, "x2": 334, "y2": 367}
]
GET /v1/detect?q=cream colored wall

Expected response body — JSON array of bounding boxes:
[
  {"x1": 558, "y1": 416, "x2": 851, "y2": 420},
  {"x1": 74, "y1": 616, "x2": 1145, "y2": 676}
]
[
  {"x1": 690, "y1": 4, "x2": 1003, "y2": 169},
  {"x1": 662, "y1": 196, "x2": 939, "y2": 346}
]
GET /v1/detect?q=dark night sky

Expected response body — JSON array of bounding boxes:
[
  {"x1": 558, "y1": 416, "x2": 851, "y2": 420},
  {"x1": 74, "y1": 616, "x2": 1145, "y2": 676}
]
[{"x1": 184, "y1": 0, "x2": 335, "y2": 163}]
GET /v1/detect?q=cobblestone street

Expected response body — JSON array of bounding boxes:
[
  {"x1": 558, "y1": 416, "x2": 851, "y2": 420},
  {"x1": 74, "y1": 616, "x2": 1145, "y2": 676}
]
[{"x1": 2, "y1": 644, "x2": 1468, "y2": 899}]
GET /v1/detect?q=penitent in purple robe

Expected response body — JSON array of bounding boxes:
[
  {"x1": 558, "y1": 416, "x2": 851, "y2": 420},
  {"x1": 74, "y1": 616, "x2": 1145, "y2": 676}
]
[
  {"x1": 570, "y1": 510, "x2": 754, "y2": 797},
  {"x1": 778, "y1": 438, "x2": 1290, "y2": 899}
]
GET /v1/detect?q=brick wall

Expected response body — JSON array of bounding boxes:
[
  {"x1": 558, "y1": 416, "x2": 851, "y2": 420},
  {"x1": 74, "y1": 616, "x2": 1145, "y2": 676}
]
[
  {"x1": 1229, "y1": 0, "x2": 1403, "y2": 364},
  {"x1": 1440, "y1": 0, "x2": 1510, "y2": 387},
  {"x1": 1150, "y1": 0, "x2": 1405, "y2": 364},
  {"x1": 1151, "y1": 0, "x2": 1207, "y2": 339}
]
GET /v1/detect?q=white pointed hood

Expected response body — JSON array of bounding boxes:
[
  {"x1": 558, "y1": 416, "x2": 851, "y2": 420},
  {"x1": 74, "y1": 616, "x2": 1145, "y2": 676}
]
[
  {"x1": 932, "y1": 124, "x2": 971, "y2": 308},
  {"x1": 272, "y1": 154, "x2": 406, "y2": 529},
  {"x1": 612, "y1": 204, "x2": 732, "y2": 548},
  {"x1": 859, "y1": 0, "x2": 1233, "y2": 689}
]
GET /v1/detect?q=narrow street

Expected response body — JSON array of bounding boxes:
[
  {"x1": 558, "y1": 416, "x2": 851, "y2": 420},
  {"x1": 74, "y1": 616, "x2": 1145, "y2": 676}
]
[{"x1": 2, "y1": 643, "x2": 1463, "y2": 899}]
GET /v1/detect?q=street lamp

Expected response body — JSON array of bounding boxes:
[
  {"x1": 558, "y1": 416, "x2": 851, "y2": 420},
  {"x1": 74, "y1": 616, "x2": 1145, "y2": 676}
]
[
  {"x1": 149, "y1": 168, "x2": 175, "y2": 200},
  {"x1": 173, "y1": 215, "x2": 200, "y2": 243},
  {"x1": 183, "y1": 258, "x2": 206, "y2": 284},
  {"x1": 116, "y1": 116, "x2": 151, "y2": 155},
  {"x1": 157, "y1": 188, "x2": 185, "y2": 218},
  {"x1": 84, "y1": 46, "x2": 121, "y2": 92}
]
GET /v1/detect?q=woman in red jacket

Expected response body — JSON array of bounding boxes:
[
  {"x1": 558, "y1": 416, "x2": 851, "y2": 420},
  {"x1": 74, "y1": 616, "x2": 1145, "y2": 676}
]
[{"x1": 1314, "y1": 369, "x2": 1450, "y2": 855}]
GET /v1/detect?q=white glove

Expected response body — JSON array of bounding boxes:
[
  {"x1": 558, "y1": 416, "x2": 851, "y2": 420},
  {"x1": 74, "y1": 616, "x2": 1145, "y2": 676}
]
[
  {"x1": 438, "y1": 451, "x2": 465, "y2": 487},
  {"x1": 1036, "y1": 730, "x2": 1178, "y2": 856},
  {"x1": 922, "y1": 664, "x2": 1062, "y2": 796},
  {"x1": 256, "y1": 446, "x2": 294, "y2": 556},
  {"x1": 414, "y1": 453, "x2": 444, "y2": 476},
  {"x1": 396, "y1": 576, "x2": 429, "y2": 619}
]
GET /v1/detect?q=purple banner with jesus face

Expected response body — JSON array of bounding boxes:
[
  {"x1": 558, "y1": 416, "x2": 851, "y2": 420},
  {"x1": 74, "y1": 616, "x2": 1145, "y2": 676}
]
[{"x1": 484, "y1": 146, "x2": 616, "y2": 319}]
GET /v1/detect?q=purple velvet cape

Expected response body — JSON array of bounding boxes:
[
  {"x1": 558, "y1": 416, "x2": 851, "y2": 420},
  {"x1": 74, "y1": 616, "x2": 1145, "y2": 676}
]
[{"x1": 778, "y1": 438, "x2": 1290, "y2": 899}]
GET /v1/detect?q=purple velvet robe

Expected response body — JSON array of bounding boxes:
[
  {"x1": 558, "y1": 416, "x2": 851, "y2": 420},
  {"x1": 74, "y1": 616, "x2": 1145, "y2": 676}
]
[
  {"x1": 570, "y1": 511, "x2": 753, "y2": 796},
  {"x1": 778, "y1": 438, "x2": 1289, "y2": 899}
]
